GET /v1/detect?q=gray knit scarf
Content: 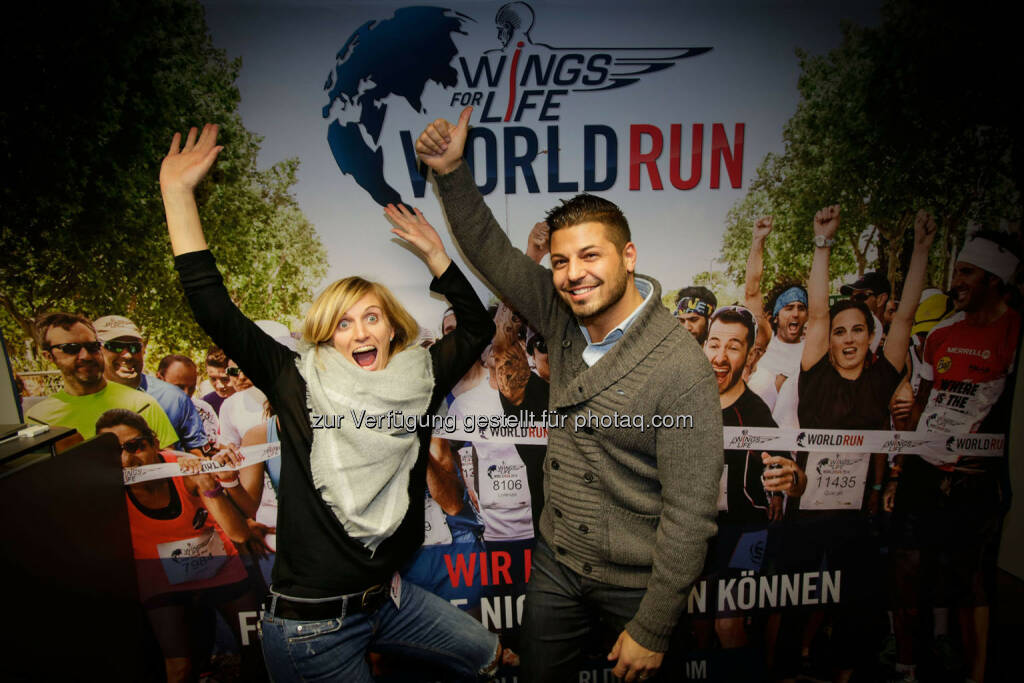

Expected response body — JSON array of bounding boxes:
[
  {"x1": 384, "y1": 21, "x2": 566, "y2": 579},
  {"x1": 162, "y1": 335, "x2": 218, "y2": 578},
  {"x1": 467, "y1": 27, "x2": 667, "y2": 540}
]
[{"x1": 296, "y1": 342, "x2": 433, "y2": 553}]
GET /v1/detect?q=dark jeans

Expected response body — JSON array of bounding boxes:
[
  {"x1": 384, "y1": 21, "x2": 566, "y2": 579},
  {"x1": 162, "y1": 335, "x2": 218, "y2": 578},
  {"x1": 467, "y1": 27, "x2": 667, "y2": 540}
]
[{"x1": 520, "y1": 538, "x2": 685, "y2": 682}]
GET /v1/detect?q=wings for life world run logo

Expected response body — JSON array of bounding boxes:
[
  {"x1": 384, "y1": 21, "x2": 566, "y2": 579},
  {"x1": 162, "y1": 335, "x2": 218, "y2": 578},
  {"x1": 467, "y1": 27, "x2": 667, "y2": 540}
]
[{"x1": 321, "y1": 2, "x2": 742, "y2": 207}]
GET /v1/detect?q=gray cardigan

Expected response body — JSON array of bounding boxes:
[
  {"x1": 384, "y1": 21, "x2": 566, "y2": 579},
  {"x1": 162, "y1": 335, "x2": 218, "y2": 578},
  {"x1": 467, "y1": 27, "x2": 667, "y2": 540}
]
[{"x1": 436, "y1": 163, "x2": 722, "y2": 652}]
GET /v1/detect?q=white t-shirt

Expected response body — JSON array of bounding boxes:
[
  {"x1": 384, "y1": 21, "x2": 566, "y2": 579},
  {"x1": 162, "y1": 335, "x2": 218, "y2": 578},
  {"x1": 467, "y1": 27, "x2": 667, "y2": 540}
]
[
  {"x1": 218, "y1": 387, "x2": 268, "y2": 446},
  {"x1": 748, "y1": 337, "x2": 804, "y2": 412},
  {"x1": 447, "y1": 378, "x2": 533, "y2": 541}
]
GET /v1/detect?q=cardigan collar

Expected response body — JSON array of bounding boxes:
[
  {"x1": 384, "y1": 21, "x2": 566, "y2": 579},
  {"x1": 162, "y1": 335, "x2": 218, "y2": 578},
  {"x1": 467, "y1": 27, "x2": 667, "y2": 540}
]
[{"x1": 550, "y1": 273, "x2": 680, "y2": 409}]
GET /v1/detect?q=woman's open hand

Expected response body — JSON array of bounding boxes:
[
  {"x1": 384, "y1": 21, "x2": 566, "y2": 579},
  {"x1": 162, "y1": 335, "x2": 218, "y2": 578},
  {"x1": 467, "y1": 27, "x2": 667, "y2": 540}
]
[{"x1": 384, "y1": 203, "x2": 452, "y2": 277}]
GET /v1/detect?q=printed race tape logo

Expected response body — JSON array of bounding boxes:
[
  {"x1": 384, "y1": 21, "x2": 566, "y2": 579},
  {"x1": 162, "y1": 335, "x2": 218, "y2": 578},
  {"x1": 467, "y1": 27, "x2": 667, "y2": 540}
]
[{"x1": 726, "y1": 428, "x2": 780, "y2": 450}]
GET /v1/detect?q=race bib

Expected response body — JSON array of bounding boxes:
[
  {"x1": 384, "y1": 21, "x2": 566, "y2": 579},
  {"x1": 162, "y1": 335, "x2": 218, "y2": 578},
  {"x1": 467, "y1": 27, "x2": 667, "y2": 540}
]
[
  {"x1": 799, "y1": 452, "x2": 870, "y2": 510},
  {"x1": 478, "y1": 449, "x2": 531, "y2": 509},
  {"x1": 717, "y1": 465, "x2": 729, "y2": 512},
  {"x1": 458, "y1": 446, "x2": 477, "y2": 494},
  {"x1": 157, "y1": 528, "x2": 229, "y2": 585},
  {"x1": 423, "y1": 494, "x2": 453, "y2": 546}
]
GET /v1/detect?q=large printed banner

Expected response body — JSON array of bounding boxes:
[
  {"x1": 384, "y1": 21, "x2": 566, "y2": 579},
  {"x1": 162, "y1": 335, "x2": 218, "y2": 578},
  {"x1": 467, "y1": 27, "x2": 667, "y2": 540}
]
[{"x1": 4, "y1": 1, "x2": 1020, "y2": 681}]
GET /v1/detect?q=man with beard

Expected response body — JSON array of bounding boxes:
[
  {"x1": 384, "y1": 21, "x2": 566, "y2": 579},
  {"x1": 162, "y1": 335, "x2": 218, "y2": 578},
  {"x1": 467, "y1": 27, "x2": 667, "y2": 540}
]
[
  {"x1": 413, "y1": 108, "x2": 721, "y2": 683},
  {"x1": 94, "y1": 315, "x2": 206, "y2": 455},
  {"x1": 673, "y1": 286, "x2": 717, "y2": 345},
  {"x1": 742, "y1": 217, "x2": 809, "y2": 420},
  {"x1": 26, "y1": 312, "x2": 178, "y2": 452},
  {"x1": 701, "y1": 306, "x2": 804, "y2": 655},
  {"x1": 887, "y1": 231, "x2": 1020, "y2": 683}
]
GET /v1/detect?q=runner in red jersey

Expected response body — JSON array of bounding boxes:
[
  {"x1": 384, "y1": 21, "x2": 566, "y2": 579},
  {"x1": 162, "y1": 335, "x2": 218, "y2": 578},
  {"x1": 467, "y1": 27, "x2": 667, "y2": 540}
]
[
  {"x1": 97, "y1": 408, "x2": 263, "y2": 683},
  {"x1": 888, "y1": 231, "x2": 1020, "y2": 683}
]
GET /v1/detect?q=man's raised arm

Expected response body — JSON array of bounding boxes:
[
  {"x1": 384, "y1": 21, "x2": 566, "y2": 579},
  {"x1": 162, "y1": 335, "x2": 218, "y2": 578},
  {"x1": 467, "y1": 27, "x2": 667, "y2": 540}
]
[
  {"x1": 413, "y1": 107, "x2": 558, "y2": 334},
  {"x1": 744, "y1": 216, "x2": 773, "y2": 323}
]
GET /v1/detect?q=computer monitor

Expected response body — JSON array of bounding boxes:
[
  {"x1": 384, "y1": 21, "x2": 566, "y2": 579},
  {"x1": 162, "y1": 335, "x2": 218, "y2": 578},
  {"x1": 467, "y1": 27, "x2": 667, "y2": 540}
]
[{"x1": 0, "y1": 327, "x2": 24, "y2": 425}]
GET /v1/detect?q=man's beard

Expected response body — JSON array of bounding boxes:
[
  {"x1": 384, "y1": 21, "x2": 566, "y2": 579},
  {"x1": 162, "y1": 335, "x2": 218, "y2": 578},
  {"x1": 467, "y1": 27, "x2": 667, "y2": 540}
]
[{"x1": 562, "y1": 267, "x2": 629, "y2": 323}]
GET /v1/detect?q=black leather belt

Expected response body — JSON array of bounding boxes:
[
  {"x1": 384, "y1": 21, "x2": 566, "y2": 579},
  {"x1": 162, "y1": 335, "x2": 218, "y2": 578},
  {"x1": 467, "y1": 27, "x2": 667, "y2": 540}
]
[{"x1": 263, "y1": 583, "x2": 388, "y2": 620}]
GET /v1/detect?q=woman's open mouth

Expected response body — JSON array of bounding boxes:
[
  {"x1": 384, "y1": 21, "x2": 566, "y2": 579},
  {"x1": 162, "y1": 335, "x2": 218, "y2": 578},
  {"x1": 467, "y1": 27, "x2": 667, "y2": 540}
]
[{"x1": 353, "y1": 346, "x2": 378, "y2": 368}]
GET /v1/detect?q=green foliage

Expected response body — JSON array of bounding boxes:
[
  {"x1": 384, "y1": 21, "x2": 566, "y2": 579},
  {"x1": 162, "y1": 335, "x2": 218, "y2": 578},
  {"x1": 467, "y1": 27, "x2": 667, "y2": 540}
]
[
  {"x1": 720, "y1": 1, "x2": 1020, "y2": 300},
  {"x1": 1, "y1": 0, "x2": 326, "y2": 373}
]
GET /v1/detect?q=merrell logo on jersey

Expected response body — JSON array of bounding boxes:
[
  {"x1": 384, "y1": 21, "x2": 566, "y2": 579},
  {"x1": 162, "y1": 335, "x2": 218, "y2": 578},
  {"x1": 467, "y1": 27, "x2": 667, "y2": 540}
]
[{"x1": 945, "y1": 346, "x2": 991, "y2": 359}]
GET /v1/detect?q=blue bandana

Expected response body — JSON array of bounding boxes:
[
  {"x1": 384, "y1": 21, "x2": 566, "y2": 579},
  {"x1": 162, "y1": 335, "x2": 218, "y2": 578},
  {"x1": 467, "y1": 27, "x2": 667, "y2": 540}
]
[{"x1": 772, "y1": 286, "x2": 808, "y2": 317}]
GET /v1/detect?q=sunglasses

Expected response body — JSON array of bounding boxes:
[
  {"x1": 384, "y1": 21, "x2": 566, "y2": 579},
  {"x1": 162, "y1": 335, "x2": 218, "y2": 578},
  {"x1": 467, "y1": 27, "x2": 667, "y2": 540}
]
[
  {"x1": 120, "y1": 437, "x2": 150, "y2": 454},
  {"x1": 103, "y1": 340, "x2": 143, "y2": 354},
  {"x1": 47, "y1": 341, "x2": 103, "y2": 355},
  {"x1": 226, "y1": 366, "x2": 242, "y2": 377}
]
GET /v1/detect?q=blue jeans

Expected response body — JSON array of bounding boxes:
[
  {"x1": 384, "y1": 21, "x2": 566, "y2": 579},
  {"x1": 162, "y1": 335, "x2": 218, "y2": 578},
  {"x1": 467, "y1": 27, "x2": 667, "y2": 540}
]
[
  {"x1": 520, "y1": 539, "x2": 684, "y2": 682},
  {"x1": 260, "y1": 578, "x2": 499, "y2": 682}
]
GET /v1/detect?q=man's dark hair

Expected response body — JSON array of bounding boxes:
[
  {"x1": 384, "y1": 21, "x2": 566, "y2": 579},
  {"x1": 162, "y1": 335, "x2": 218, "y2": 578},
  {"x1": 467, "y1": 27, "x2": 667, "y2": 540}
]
[
  {"x1": 546, "y1": 194, "x2": 631, "y2": 250},
  {"x1": 710, "y1": 309, "x2": 755, "y2": 350},
  {"x1": 828, "y1": 299, "x2": 875, "y2": 337},
  {"x1": 205, "y1": 345, "x2": 229, "y2": 369},
  {"x1": 158, "y1": 354, "x2": 196, "y2": 375},
  {"x1": 95, "y1": 408, "x2": 157, "y2": 444},
  {"x1": 766, "y1": 280, "x2": 808, "y2": 332},
  {"x1": 34, "y1": 312, "x2": 96, "y2": 348},
  {"x1": 675, "y1": 286, "x2": 717, "y2": 309}
]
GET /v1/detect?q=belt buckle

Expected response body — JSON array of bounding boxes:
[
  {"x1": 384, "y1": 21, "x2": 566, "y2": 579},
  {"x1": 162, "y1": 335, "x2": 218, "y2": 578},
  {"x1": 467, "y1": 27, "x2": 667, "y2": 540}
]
[{"x1": 360, "y1": 583, "x2": 384, "y2": 609}]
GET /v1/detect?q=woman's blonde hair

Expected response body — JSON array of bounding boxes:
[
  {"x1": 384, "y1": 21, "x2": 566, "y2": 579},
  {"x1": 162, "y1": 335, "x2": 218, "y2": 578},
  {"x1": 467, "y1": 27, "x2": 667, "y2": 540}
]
[{"x1": 302, "y1": 276, "x2": 420, "y2": 358}]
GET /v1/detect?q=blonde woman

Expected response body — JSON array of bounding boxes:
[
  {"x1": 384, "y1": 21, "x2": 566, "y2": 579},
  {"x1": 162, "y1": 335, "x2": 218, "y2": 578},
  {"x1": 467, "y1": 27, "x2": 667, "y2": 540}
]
[{"x1": 161, "y1": 124, "x2": 500, "y2": 682}]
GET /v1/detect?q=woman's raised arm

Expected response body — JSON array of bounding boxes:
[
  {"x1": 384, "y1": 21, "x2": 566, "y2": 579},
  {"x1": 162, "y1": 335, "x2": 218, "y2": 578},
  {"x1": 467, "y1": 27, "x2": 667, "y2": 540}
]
[
  {"x1": 801, "y1": 205, "x2": 840, "y2": 371},
  {"x1": 160, "y1": 124, "x2": 223, "y2": 255}
]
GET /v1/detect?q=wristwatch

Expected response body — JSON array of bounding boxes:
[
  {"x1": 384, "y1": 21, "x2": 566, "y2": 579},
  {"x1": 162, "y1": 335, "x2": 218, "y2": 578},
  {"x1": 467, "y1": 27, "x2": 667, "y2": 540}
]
[{"x1": 813, "y1": 235, "x2": 835, "y2": 248}]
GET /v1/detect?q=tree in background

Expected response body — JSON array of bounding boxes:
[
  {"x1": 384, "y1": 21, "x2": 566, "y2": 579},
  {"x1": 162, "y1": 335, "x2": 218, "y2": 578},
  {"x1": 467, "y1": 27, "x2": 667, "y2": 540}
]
[
  {"x1": 1, "y1": 0, "x2": 326, "y2": 374},
  {"x1": 719, "y1": 0, "x2": 1021, "y2": 299}
]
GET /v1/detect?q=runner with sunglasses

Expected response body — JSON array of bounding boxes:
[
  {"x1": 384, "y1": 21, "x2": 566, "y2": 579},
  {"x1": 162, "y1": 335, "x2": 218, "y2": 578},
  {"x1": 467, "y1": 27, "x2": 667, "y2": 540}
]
[
  {"x1": 94, "y1": 314, "x2": 208, "y2": 457},
  {"x1": 27, "y1": 312, "x2": 179, "y2": 453},
  {"x1": 218, "y1": 359, "x2": 268, "y2": 447},
  {"x1": 161, "y1": 123, "x2": 502, "y2": 682},
  {"x1": 96, "y1": 408, "x2": 264, "y2": 683}
]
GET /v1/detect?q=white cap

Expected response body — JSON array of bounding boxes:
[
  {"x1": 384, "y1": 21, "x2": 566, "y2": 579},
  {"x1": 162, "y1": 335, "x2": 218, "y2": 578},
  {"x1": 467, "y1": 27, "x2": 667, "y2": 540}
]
[{"x1": 958, "y1": 237, "x2": 1019, "y2": 283}]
